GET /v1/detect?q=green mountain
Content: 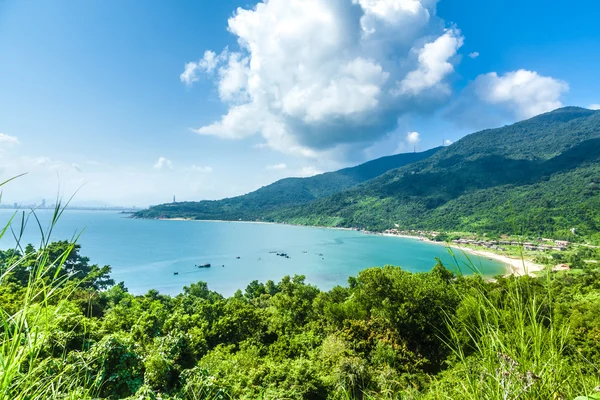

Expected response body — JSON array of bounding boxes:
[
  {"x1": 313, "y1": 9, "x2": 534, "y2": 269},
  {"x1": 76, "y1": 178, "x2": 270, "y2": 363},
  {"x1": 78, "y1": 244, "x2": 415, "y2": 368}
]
[
  {"x1": 134, "y1": 147, "x2": 441, "y2": 220},
  {"x1": 268, "y1": 107, "x2": 600, "y2": 240}
]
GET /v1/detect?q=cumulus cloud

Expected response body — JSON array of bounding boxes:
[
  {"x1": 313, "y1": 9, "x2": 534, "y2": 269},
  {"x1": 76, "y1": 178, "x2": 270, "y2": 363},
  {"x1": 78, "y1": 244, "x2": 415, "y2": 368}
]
[
  {"x1": 0, "y1": 133, "x2": 20, "y2": 147},
  {"x1": 199, "y1": 50, "x2": 220, "y2": 73},
  {"x1": 184, "y1": 0, "x2": 465, "y2": 157},
  {"x1": 468, "y1": 52, "x2": 479, "y2": 59},
  {"x1": 153, "y1": 157, "x2": 173, "y2": 170},
  {"x1": 589, "y1": 104, "x2": 600, "y2": 110},
  {"x1": 356, "y1": 0, "x2": 434, "y2": 35},
  {"x1": 266, "y1": 163, "x2": 287, "y2": 170},
  {"x1": 406, "y1": 131, "x2": 420, "y2": 144},
  {"x1": 447, "y1": 69, "x2": 569, "y2": 129},
  {"x1": 473, "y1": 69, "x2": 568, "y2": 119},
  {"x1": 396, "y1": 29, "x2": 464, "y2": 96},
  {"x1": 181, "y1": 62, "x2": 200, "y2": 85},
  {"x1": 180, "y1": 50, "x2": 226, "y2": 85}
]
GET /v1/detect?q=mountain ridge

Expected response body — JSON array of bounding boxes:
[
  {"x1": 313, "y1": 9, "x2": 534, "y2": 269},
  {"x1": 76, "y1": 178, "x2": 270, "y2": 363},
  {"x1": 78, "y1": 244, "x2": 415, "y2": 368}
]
[
  {"x1": 137, "y1": 107, "x2": 600, "y2": 240},
  {"x1": 135, "y1": 147, "x2": 442, "y2": 221},
  {"x1": 265, "y1": 107, "x2": 600, "y2": 239}
]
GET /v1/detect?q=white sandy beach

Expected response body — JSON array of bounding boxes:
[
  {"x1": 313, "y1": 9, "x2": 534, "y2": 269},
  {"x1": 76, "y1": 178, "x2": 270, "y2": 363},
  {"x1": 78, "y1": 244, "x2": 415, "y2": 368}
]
[
  {"x1": 380, "y1": 233, "x2": 545, "y2": 276},
  {"x1": 452, "y1": 246, "x2": 545, "y2": 277}
]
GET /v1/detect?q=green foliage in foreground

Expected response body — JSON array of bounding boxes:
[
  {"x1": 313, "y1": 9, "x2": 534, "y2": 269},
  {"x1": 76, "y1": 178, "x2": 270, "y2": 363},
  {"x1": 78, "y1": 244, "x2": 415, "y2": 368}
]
[{"x1": 2, "y1": 237, "x2": 600, "y2": 400}]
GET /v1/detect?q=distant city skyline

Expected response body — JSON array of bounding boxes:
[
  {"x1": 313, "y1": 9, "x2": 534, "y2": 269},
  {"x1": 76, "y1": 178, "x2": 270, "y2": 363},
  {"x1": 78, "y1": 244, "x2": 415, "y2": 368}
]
[{"x1": 1, "y1": 0, "x2": 599, "y2": 206}]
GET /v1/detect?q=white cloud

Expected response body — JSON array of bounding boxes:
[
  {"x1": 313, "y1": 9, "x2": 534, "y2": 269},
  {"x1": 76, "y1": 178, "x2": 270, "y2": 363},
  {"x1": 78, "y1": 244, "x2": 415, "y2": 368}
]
[
  {"x1": 355, "y1": 0, "x2": 432, "y2": 26},
  {"x1": 153, "y1": 157, "x2": 173, "y2": 170},
  {"x1": 189, "y1": 165, "x2": 213, "y2": 173},
  {"x1": 406, "y1": 131, "x2": 420, "y2": 144},
  {"x1": 180, "y1": 50, "x2": 226, "y2": 85},
  {"x1": 445, "y1": 69, "x2": 569, "y2": 130},
  {"x1": 217, "y1": 52, "x2": 249, "y2": 102},
  {"x1": 0, "y1": 133, "x2": 20, "y2": 147},
  {"x1": 295, "y1": 166, "x2": 322, "y2": 178},
  {"x1": 355, "y1": 0, "x2": 438, "y2": 42},
  {"x1": 472, "y1": 69, "x2": 568, "y2": 119},
  {"x1": 589, "y1": 104, "x2": 600, "y2": 110},
  {"x1": 199, "y1": 50, "x2": 220, "y2": 73},
  {"x1": 180, "y1": 62, "x2": 200, "y2": 85},
  {"x1": 396, "y1": 29, "x2": 464, "y2": 96},
  {"x1": 266, "y1": 163, "x2": 287, "y2": 170},
  {"x1": 468, "y1": 52, "x2": 479, "y2": 59},
  {"x1": 193, "y1": 103, "x2": 260, "y2": 139},
  {"x1": 184, "y1": 0, "x2": 464, "y2": 158},
  {"x1": 444, "y1": 139, "x2": 453, "y2": 145}
]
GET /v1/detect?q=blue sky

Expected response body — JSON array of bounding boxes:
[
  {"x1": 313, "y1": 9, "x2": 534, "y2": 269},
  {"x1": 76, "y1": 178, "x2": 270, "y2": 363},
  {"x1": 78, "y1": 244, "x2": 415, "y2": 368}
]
[{"x1": 0, "y1": 0, "x2": 598, "y2": 207}]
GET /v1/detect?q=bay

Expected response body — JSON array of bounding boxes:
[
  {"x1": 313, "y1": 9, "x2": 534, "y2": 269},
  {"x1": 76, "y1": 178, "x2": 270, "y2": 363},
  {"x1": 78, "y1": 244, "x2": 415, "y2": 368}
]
[{"x1": 0, "y1": 209, "x2": 506, "y2": 296}]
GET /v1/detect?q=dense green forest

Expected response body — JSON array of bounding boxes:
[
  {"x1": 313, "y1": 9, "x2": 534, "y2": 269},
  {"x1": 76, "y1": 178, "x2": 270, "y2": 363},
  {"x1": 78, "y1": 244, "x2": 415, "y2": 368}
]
[
  {"x1": 134, "y1": 148, "x2": 441, "y2": 221},
  {"x1": 3, "y1": 236, "x2": 600, "y2": 399},
  {"x1": 137, "y1": 107, "x2": 600, "y2": 242},
  {"x1": 267, "y1": 107, "x2": 600, "y2": 240},
  {"x1": 4, "y1": 108, "x2": 600, "y2": 399}
]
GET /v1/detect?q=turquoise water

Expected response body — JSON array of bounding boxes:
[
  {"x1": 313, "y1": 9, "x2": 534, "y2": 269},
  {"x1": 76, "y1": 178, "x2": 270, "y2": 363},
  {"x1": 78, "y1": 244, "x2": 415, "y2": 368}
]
[{"x1": 0, "y1": 209, "x2": 505, "y2": 296}]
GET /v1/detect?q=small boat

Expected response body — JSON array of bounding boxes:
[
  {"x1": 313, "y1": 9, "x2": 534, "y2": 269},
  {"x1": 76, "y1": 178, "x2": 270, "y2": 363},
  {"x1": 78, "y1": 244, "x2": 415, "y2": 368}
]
[
  {"x1": 197, "y1": 263, "x2": 211, "y2": 268},
  {"x1": 174, "y1": 272, "x2": 179, "y2": 276},
  {"x1": 236, "y1": 256, "x2": 241, "y2": 259}
]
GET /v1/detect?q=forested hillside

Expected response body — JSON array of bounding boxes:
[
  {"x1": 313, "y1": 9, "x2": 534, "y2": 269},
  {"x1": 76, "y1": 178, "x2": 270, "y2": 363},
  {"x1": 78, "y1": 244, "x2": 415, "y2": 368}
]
[
  {"x1": 134, "y1": 148, "x2": 441, "y2": 220},
  {"x1": 268, "y1": 107, "x2": 600, "y2": 241},
  {"x1": 3, "y1": 240, "x2": 600, "y2": 399}
]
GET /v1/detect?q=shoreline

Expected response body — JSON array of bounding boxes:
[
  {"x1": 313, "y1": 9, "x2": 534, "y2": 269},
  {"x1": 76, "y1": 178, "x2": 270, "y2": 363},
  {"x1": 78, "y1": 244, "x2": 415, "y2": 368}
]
[
  {"x1": 379, "y1": 233, "x2": 545, "y2": 277},
  {"x1": 156, "y1": 217, "x2": 545, "y2": 277}
]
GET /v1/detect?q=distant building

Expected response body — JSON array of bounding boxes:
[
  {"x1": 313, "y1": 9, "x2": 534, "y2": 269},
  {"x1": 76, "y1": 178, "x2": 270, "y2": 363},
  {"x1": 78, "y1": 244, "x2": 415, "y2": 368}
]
[{"x1": 173, "y1": 195, "x2": 176, "y2": 203}]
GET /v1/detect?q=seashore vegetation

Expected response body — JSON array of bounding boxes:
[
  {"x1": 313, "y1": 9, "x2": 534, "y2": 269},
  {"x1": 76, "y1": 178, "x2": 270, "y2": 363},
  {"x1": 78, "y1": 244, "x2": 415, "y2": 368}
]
[
  {"x1": 2, "y1": 199, "x2": 600, "y2": 399},
  {"x1": 2, "y1": 108, "x2": 600, "y2": 399}
]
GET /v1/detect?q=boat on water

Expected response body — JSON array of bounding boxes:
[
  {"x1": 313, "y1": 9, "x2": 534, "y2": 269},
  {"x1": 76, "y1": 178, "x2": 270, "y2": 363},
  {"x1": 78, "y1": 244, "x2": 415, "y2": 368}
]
[{"x1": 196, "y1": 263, "x2": 211, "y2": 268}]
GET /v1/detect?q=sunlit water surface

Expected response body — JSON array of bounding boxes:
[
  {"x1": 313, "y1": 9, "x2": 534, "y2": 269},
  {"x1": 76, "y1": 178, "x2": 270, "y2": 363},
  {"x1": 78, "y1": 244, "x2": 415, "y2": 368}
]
[{"x1": 0, "y1": 210, "x2": 505, "y2": 296}]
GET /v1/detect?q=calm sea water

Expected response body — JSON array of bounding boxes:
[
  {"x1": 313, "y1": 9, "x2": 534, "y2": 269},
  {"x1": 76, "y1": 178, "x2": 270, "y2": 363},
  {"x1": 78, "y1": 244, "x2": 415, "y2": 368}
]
[{"x1": 0, "y1": 209, "x2": 505, "y2": 296}]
